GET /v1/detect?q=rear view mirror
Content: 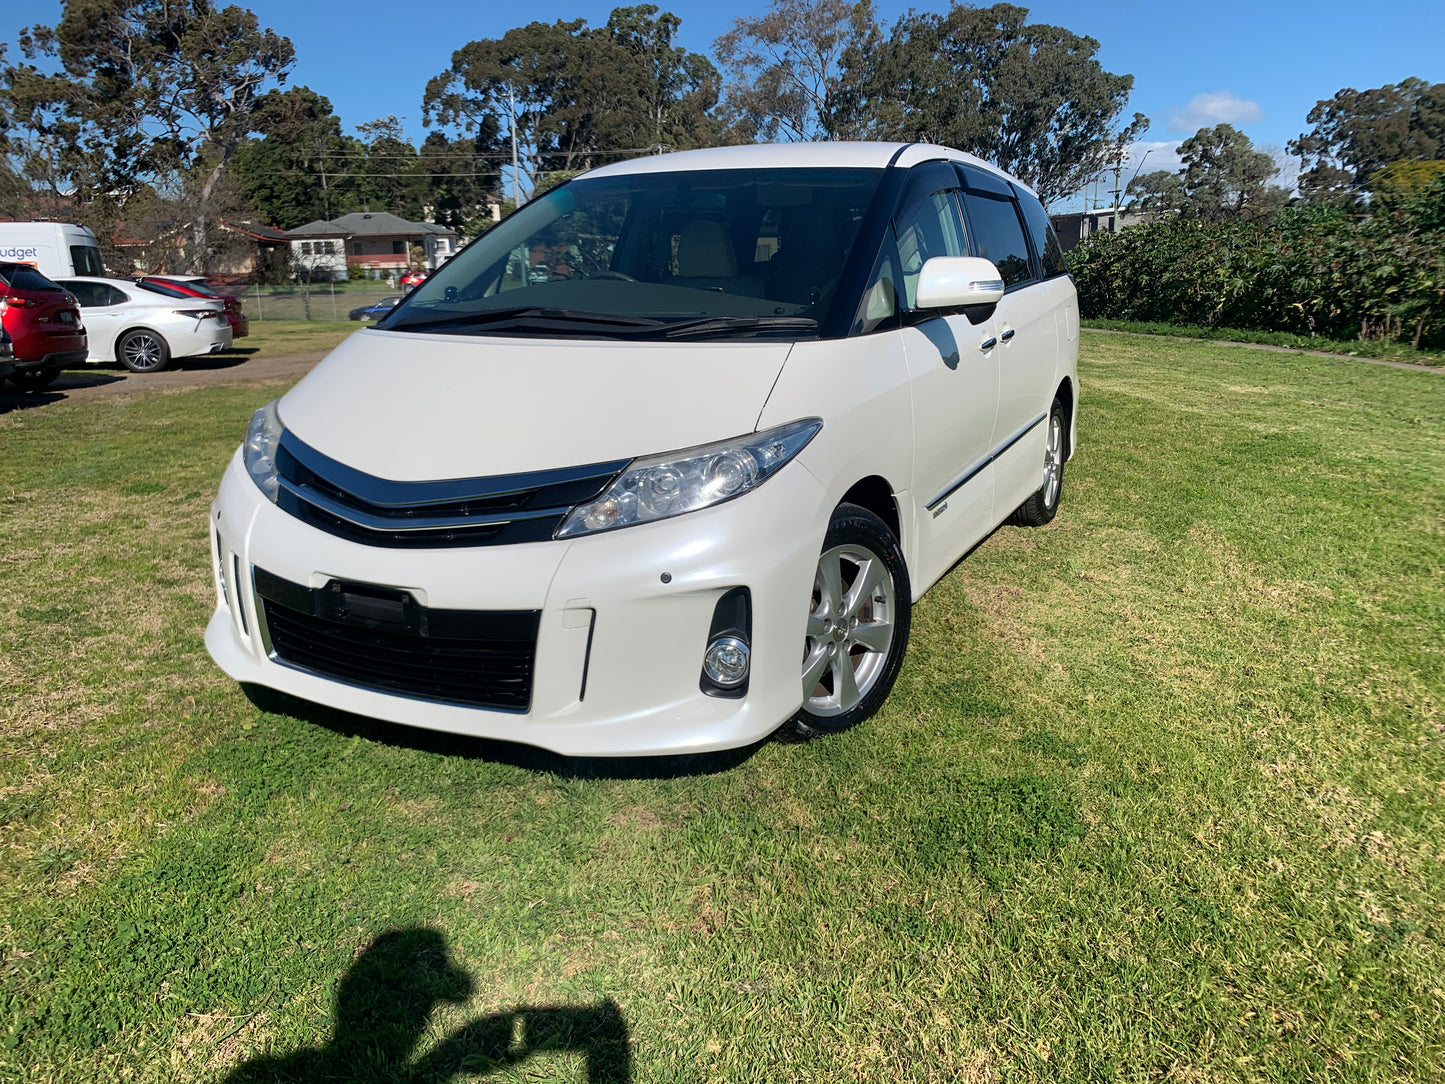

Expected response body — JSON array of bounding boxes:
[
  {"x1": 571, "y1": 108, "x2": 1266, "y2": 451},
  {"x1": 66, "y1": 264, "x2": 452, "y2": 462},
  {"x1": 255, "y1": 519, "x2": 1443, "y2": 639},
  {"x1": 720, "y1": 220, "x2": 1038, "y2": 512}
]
[{"x1": 915, "y1": 256, "x2": 1005, "y2": 310}]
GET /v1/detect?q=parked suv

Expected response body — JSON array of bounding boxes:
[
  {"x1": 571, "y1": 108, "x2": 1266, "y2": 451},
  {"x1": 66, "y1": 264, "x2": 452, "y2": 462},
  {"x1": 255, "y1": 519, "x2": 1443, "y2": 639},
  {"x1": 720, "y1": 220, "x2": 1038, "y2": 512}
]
[
  {"x1": 207, "y1": 142, "x2": 1078, "y2": 756},
  {"x1": 0, "y1": 262, "x2": 88, "y2": 391},
  {"x1": 0, "y1": 327, "x2": 13, "y2": 384}
]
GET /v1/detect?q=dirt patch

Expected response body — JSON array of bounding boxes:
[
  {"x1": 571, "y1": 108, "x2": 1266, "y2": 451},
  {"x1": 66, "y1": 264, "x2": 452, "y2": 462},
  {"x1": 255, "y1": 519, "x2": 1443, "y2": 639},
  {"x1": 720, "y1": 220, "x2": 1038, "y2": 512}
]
[{"x1": 1, "y1": 349, "x2": 329, "y2": 410}]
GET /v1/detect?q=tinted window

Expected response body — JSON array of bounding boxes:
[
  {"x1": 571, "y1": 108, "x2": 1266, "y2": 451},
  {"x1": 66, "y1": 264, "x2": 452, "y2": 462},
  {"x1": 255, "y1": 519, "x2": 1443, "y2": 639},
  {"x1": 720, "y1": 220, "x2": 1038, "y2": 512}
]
[
  {"x1": 850, "y1": 242, "x2": 901, "y2": 335},
  {"x1": 962, "y1": 192, "x2": 1035, "y2": 289},
  {"x1": 0, "y1": 265, "x2": 64, "y2": 292},
  {"x1": 70, "y1": 245, "x2": 105, "y2": 276},
  {"x1": 894, "y1": 190, "x2": 967, "y2": 308},
  {"x1": 1014, "y1": 188, "x2": 1066, "y2": 278},
  {"x1": 59, "y1": 281, "x2": 98, "y2": 306}
]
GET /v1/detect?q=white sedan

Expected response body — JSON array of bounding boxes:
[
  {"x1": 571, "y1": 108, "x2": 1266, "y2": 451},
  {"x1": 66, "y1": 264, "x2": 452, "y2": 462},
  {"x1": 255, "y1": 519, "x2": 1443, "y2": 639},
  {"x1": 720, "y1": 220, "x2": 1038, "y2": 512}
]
[{"x1": 55, "y1": 276, "x2": 232, "y2": 372}]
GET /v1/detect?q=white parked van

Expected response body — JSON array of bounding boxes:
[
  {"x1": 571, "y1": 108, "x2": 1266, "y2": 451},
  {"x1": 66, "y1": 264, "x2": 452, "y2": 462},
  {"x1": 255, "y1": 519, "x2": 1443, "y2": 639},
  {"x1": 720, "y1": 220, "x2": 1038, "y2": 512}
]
[
  {"x1": 207, "y1": 142, "x2": 1079, "y2": 756},
  {"x1": 0, "y1": 222, "x2": 106, "y2": 280}
]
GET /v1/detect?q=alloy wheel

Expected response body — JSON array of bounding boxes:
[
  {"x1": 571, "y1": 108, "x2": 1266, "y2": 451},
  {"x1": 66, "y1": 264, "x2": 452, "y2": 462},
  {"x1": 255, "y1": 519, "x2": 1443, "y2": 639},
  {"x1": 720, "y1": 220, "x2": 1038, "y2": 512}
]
[{"x1": 801, "y1": 543, "x2": 897, "y2": 716}]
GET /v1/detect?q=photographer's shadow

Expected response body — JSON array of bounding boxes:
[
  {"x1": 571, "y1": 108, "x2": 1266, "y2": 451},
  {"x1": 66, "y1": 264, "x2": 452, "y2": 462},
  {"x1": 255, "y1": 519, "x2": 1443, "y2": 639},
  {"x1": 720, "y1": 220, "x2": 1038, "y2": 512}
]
[{"x1": 223, "y1": 927, "x2": 631, "y2": 1082}]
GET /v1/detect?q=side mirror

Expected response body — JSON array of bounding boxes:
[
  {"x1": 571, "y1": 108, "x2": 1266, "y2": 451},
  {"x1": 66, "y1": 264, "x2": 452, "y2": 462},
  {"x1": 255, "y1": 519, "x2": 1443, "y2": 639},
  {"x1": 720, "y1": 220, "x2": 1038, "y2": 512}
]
[{"x1": 914, "y1": 256, "x2": 1005, "y2": 310}]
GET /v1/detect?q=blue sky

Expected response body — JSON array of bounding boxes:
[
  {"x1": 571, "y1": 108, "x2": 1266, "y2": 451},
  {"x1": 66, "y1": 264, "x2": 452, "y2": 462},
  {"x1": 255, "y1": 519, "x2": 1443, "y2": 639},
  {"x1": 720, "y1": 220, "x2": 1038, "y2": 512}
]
[{"x1": 6, "y1": 0, "x2": 1445, "y2": 209}]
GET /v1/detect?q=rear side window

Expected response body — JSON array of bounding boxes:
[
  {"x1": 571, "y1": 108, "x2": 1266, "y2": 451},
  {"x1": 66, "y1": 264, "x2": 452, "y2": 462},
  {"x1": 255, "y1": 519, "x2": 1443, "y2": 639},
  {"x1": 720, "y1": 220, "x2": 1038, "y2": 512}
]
[
  {"x1": 70, "y1": 245, "x2": 105, "y2": 277},
  {"x1": 0, "y1": 266, "x2": 64, "y2": 292},
  {"x1": 1014, "y1": 189, "x2": 1067, "y2": 278},
  {"x1": 961, "y1": 192, "x2": 1035, "y2": 289}
]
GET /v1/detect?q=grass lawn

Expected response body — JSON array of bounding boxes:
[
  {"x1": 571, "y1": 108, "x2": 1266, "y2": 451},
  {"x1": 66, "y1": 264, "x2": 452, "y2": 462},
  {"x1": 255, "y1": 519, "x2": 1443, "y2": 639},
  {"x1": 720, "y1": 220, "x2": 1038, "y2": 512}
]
[
  {"x1": 0, "y1": 331, "x2": 1442, "y2": 1082},
  {"x1": 1082, "y1": 319, "x2": 1445, "y2": 368},
  {"x1": 222, "y1": 320, "x2": 357, "y2": 359}
]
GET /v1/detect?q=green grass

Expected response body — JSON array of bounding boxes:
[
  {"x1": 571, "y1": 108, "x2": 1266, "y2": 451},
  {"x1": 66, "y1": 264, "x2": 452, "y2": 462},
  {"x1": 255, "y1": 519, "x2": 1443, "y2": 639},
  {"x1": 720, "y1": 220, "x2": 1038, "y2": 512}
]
[
  {"x1": 1083, "y1": 317, "x2": 1445, "y2": 366},
  {"x1": 1, "y1": 330, "x2": 1442, "y2": 1081},
  {"x1": 222, "y1": 320, "x2": 356, "y2": 359}
]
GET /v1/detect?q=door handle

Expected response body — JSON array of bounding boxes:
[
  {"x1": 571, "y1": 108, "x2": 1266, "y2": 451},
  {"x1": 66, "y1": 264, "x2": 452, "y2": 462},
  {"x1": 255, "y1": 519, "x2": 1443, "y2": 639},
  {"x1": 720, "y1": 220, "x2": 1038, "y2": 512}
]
[
  {"x1": 980, "y1": 336, "x2": 998, "y2": 352},
  {"x1": 1000, "y1": 328, "x2": 1016, "y2": 342}
]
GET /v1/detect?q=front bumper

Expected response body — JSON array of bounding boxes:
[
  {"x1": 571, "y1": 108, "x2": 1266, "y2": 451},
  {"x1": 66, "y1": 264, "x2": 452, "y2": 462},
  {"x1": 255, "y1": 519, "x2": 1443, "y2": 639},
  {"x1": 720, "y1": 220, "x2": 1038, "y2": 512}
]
[{"x1": 206, "y1": 450, "x2": 830, "y2": 756}]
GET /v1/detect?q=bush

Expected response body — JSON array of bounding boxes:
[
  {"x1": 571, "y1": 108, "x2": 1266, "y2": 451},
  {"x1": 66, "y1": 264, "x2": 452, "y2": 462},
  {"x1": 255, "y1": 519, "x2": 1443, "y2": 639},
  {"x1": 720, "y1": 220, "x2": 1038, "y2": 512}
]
[{"x1": 1068, "y1": 174, "x2": 1445, "y2": 350}]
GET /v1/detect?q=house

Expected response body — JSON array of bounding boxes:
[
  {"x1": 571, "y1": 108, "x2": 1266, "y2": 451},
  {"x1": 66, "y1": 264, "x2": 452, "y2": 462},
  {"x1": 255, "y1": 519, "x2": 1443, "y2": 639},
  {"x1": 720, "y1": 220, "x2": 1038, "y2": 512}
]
[
  {"x1": 285, "y1": 211, "x2": 461, "y2": 282},
  {"x1": 1049, "y1": 207, "x2": 1146, "y2": 252}
]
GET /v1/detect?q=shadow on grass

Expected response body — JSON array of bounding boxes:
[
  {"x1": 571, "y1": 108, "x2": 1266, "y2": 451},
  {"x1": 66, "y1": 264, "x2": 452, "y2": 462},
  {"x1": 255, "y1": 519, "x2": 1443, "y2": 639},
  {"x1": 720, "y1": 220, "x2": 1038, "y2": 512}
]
[
  {"x1": 241, "y1": 683, "x2": 763, "y2": 780},
  {"x1": 222, "y1": 927, "x2": 631, "y2": 1082}
]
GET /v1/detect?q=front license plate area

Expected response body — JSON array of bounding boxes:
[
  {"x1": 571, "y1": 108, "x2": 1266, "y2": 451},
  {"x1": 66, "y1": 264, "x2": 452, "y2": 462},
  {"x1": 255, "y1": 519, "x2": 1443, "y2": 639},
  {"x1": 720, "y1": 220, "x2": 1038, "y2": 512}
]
[{"x1": 320, "y1": 579, "x2": 424, "y2": 634}]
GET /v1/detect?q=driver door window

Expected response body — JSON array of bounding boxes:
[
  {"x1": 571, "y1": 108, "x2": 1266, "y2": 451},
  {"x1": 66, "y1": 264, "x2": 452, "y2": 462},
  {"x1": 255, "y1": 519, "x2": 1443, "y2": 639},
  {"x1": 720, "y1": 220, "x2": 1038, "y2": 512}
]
[{"x1": 894, "y1": 190, "x2": 967, "y2": 309}]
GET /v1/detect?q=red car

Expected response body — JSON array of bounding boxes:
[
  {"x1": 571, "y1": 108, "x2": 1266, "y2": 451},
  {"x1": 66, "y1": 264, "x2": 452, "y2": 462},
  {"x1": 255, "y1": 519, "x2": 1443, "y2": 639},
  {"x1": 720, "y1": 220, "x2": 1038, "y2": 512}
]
[
  {"x1": 400, "y1": 269, "x2": 429, "y2": 289},
  {"x1": 138, "y1": 276, "x2": 249, "y2": 338},
  {"x1": 0, "y1": 262, "x2": 88, "y2": 391}
]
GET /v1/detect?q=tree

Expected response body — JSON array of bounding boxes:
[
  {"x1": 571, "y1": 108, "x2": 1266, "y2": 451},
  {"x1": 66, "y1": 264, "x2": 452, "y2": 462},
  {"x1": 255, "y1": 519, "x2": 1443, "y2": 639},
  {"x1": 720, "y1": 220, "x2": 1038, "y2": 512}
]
[
  {"x1": 1125, "y1": 125, "x2": 1287, "y2": 221},
  {"x1": 11, "y1": 0, "x2": 294, "y2": 269},
  {"x1": 713, "y1": 0, "x2": 879, "y2": 141},
  {"x1": 1289, "y1": 77, "x2": 1445, "y2": 203},
  {"x1": 1176, "y1": 124, "x2": 1288, "y2": 220},
  {"x1": 423, "y1": 8, "x2": 722, "y2": 201},
  {"x1": 231, "y1": 85, "x2": 355, "y2": 228},
  {"x1": 1125, "y1": 169, "x2": 1184, "y2": 216},
  {"x1": 847, "y1": 2, "x2": 1138, "y2": 206}
]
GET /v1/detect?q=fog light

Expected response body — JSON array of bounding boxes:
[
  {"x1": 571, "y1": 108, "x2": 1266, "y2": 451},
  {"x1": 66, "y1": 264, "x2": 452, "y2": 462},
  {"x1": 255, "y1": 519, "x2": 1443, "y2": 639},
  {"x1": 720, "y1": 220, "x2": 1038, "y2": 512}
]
[{"x1": 702, "y1": 635, "x2": 750, "y2": 688}]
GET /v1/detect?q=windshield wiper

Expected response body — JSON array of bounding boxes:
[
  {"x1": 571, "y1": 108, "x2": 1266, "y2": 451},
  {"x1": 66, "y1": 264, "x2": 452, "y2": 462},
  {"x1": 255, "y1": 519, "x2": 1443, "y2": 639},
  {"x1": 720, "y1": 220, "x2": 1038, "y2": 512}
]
[
  {"x1": 660, "y1": 315, "x2": 818, "y2": 340},
  {"x1": 385, "y1": 307, "x2": 669, "y2": 336}
]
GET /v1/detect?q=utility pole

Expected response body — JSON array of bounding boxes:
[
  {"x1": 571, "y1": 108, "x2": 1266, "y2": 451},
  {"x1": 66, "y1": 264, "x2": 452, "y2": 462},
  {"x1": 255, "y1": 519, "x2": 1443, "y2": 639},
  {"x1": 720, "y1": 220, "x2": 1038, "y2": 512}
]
[{"x1": 508, "y1": 84, "x2": 521, "y2": 206}]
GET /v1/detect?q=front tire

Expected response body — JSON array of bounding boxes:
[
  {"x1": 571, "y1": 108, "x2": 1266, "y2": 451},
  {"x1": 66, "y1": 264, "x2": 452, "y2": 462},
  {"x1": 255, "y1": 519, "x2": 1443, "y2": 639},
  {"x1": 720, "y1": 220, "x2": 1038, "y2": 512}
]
[
  {"x1": 118, "y1": 330, "x2": 171, "y2": 373},
  {"x1": 1011, "y1": 395, "x2": 1066, "y2": 527},
  {"x1": 778, "y1": 503, "x2": 911, "y2": 742}
]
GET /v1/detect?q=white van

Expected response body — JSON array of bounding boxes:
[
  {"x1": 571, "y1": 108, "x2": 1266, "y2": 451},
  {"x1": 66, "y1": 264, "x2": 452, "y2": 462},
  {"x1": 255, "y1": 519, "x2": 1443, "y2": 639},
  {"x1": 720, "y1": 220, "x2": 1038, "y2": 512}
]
[
  {"x1": 207, "y1": 142, "x2": 1079, "y2": 756},
  {"x1": 0, "y1": 222, "x2": 106, "y2": 279}
]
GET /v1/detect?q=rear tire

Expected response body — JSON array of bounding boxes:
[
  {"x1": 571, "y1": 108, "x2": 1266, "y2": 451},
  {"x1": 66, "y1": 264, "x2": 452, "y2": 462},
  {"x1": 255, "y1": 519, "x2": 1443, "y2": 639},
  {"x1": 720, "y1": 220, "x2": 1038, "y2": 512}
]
[
  {"x1": 1010, "y1": 395, "x2": 1066, "y2": 527},
  {"x1": 777, "y1": 503, "x2": 911, "y2": 743},
  {"x1": 118, "y1": 330, "x2": 171, "y2": 373}
]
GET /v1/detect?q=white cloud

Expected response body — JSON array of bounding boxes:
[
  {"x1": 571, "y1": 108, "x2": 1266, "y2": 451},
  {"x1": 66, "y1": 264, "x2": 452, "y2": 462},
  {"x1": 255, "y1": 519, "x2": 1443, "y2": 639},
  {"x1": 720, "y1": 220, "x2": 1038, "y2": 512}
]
[
  {"x1": 1165, "y1": 91, "x2": 1264, "y2": 133},
  {"x1": 1124, "y1": 140, "x2": 1184, "y2": 177}
]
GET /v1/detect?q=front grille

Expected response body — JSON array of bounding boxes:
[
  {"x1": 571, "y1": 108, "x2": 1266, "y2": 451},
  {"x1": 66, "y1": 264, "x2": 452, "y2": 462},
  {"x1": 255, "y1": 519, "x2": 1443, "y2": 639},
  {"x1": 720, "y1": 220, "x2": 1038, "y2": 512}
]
[
  {"x1": 275, "y1": 430, "x2": 627, "y2": 548},
  {"x1": 254, "y1": 567, "x2": 540, "y2": 711}
]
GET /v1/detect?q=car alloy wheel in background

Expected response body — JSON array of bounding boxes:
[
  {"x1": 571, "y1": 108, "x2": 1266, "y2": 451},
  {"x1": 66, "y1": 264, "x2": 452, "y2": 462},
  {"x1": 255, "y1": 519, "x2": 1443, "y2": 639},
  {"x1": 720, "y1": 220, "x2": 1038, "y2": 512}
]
[{"x1": 118, "y1": 329, "x2": 171, "y2": 373}]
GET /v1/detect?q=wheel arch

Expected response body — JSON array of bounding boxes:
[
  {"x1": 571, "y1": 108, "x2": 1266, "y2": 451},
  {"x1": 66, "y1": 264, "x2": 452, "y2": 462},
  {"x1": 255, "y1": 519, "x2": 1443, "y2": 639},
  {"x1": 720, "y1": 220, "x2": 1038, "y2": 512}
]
[
  {"x1": 113, "y1": 324, "x2": 169, "y2": 358},
  {"x1": 838, "y1": 475, "x2": 902, "y2": 546},
  {"x1": 1054, "y1": 375, "x2": 1075, "y2": 460}
]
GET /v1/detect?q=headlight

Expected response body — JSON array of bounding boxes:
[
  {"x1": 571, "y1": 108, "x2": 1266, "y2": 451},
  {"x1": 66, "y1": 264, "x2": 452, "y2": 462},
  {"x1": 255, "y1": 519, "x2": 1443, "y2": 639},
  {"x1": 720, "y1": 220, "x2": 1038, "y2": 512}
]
[
  {"x1": 243, "y1": 400, "x2": 282, "y2": 502},
  {"x1": 556, "y1": 419, "x2": 822, "y2": 538}
]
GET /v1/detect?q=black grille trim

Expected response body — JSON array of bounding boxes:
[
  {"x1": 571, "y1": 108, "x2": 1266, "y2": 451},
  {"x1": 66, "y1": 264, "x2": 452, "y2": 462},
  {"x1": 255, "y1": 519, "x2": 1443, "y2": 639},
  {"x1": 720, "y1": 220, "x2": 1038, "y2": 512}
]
[
  {"x1": 275, "y1": 430, "x2": 628, "y2": 549},
  {"x1": 253, "y1": 567, "x2": 540, "y2": 712}
]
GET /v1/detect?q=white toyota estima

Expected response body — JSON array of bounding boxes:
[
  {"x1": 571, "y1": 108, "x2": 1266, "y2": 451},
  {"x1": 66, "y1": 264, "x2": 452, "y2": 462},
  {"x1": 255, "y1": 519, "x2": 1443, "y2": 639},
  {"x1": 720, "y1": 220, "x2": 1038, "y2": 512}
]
[{"x1": 207, "y1": 143, "x2": 1078, "y2": 756}]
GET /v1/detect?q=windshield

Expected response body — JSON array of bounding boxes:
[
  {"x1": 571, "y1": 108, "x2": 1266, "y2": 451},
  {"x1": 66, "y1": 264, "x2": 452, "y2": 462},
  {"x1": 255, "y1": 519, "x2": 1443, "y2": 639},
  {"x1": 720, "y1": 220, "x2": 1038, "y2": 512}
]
[{"x1": 383, "y1": 166, "x2": 883, "y2": 340}]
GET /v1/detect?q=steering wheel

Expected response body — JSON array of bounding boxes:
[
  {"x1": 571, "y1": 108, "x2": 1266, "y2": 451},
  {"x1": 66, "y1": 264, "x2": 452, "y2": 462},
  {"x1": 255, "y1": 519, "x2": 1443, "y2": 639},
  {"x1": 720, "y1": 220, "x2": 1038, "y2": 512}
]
[{"x1": 589, "y1": 270, "x2": 637, "y2": 282}]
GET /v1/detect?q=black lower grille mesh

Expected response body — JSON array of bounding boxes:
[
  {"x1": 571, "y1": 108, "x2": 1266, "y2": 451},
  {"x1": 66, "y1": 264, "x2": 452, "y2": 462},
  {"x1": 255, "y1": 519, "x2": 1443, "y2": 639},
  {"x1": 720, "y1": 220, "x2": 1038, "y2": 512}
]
[{"x1": 255, "y1": 568, "x2": 539, "y2": 711}]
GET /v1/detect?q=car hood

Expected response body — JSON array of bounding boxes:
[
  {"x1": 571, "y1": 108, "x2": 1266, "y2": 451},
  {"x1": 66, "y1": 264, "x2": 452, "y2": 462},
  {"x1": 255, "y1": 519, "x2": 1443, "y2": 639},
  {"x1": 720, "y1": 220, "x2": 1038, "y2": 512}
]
[{"x1": 276, "y1": 328, "x2": 794, "y2": 480}]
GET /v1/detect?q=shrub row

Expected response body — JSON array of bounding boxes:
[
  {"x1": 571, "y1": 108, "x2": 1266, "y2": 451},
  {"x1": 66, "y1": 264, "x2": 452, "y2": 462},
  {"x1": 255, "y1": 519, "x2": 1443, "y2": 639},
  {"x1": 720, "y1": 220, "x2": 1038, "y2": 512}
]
[{"x1": 1067, "y1": 174, "x2": 1445, "y2": 350}]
